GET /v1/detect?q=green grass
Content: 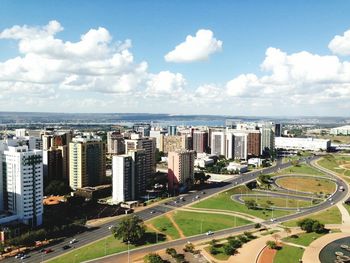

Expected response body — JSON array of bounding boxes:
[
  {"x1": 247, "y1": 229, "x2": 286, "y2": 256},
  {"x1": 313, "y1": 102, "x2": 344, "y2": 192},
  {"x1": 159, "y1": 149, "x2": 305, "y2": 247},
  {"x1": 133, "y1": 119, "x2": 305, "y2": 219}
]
[
  {"x1": 48, "y1": 235, "x2": 134, "y2": 263},
  {"x1": 282, "y1": 206, "x2": 342, "y2": 227},
  {"x1": 274, "y1": 163, "x2": 324, "y2": 176},
  {"x1": 148, "y1": 215, "x2": 180, "y2": 240},
  {"x1": 204, "y1": 245, "x2": 230, "y2": 261},
  {"x1": 276, "y1": 176, "x2": 336, "y2": 195},
  {"x1": 318, "y1": 155, "x2": 350, "y2": 177},
  {"x1": 242, "y1": 196, "x2": 312, "y2": 208},
  {"x1": 273, "y1": 245, "x2": 304, "y2": 263},
  {"x1": 171, "y1": 211, "x2": 251, "y2": 237},
  {"x1": 191, "y1": 186, "x2": 292, "y2": 219},
  {"x1": 260, "y1": 230, "x2": 280, "y2": 236},
  {"x1": 283, "y1": 232, "x2": 325, "y2": 246}
]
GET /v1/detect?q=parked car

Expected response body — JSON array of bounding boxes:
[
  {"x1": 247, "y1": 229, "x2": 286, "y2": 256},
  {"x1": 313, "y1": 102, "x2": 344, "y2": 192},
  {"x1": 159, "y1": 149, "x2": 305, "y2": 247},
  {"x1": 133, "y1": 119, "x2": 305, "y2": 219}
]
[
  {"x1": 21, "y1": 255, "x2": 30, "y2": 260},
  {"x1": 206, "y1": 231, "x2": 214, "y2": 235},
  {"x1": 44, "y1": 249, "x2": 53, "y2": 254},
  {"x1": 15, "y1": 253, "x2": 24, "y2": 259},
  {"x1": 69, "y1": 239, "x2": 77, "y2": 244}
]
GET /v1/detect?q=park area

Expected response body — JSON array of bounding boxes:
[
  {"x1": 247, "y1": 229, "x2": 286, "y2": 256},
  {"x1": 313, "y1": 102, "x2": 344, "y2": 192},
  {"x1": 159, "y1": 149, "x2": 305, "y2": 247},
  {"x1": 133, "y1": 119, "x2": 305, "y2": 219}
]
[{"x1": 318, "y1": 155, "x2": 350, "y2": 177}]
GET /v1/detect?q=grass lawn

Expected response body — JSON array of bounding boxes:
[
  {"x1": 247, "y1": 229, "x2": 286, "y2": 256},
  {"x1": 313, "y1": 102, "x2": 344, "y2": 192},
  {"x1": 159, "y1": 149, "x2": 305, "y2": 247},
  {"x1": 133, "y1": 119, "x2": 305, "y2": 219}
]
[
  {"x1": 47, "y1": 232, "x2": 159, "y2": 263},
  {"x1": 191, "y1": 186, "x2": 292, "y2": 219},
  {"x1": 273, "y1": 245, "x2": 304, "y2": 263},
  {"x1": 261, "y1": 230, "x2": 280, "y2": 236},
  {"x1": 148, "y1": 215, "x2": 180, "y2": 240},
  {"x1": 282, "y1": 232, "x2": 325, "y2": 246},
  {"x1": 318, "y1": 155, "x2": 350, "y2": 177},
  {"x1": 282, "y1": 206, "x2": 342, "y2": 227},
  {"x1": 171, "y1": 211, "x2": 252, "y2": 237},
  {"x1": 204, "y1": 245, "x2": 230, "y2": 261},
  {"x1": 276, "y1": 177, "x2": 336, "y2": 195},
  {"x1": 242, "y1": 196, "x2": 312, "y2": 208},
  {"x1": 274, "y1": 163, "x2": 324, "y2": 176}
]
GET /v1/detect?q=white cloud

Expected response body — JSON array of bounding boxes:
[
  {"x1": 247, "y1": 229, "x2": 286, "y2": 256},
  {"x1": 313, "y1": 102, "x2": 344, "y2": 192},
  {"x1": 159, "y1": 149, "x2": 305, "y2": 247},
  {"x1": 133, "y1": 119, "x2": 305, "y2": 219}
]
[
  {"x1": 164, "y1": 29, "x2": 222, "y2": 63},
  {"x1": 146, "y1": 71, "x2": 186, "y2": 96},
  {"x1": 329, "y1": 28, "x2": 350, "y2": 56}
]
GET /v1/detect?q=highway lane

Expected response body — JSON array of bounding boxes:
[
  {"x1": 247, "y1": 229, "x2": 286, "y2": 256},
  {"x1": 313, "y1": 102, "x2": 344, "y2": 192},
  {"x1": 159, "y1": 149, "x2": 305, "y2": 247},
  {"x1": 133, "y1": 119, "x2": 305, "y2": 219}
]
[{"x1": 8, "y1": 156, "x2": 344, "y2": 263}]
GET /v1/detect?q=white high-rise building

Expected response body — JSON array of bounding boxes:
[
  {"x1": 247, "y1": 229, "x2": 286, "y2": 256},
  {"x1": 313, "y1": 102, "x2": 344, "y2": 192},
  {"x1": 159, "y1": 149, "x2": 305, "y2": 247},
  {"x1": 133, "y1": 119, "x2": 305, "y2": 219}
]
[
  {"x1": 2, "y1": 145, "x2": 43, "y2": 226},
  {"x1": 211, "y1": 131, "x2": 226, "y2": 156}
]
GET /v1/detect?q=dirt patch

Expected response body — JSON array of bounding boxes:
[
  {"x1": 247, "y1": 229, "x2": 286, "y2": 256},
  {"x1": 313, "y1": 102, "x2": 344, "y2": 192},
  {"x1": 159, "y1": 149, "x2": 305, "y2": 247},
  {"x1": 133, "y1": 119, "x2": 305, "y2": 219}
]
[
  {"x1": 340, "y1": 163, "x2": 350, "y2": 170},
  {"x1": 257, "y1": 245, "x2": 279, "y2": 263},
  {"x1": 166, "y1": 213, "x2": 186, "y2": 238}
]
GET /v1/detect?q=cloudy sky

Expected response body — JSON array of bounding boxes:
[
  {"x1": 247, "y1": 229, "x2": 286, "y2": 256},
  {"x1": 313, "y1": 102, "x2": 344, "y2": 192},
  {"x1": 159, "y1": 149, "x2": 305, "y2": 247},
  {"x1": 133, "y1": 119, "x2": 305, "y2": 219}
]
[{"x1": 1, "y1": 0, "x2": 350, "y2": 116}]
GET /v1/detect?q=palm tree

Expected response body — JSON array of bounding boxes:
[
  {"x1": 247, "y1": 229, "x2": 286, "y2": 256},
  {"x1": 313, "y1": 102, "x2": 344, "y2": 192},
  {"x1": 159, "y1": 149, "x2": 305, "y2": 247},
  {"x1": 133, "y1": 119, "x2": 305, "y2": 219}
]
[{"x1": 112, "y1": 215, "x2": 145, "y2": 244}]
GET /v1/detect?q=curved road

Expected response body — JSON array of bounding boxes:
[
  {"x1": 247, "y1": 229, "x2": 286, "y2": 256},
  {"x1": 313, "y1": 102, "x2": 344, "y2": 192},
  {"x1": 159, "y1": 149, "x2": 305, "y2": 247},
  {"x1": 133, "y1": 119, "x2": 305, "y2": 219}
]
[{"x1": 5, "y1": 155, "x2": 348, "y2": 263}]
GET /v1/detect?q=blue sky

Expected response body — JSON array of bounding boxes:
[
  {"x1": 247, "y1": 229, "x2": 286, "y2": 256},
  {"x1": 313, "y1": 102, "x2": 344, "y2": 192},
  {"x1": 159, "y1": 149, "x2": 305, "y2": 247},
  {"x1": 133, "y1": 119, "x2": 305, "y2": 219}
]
[{"x1": 1, "y1": 1, "x2": 350, "y2": 115}]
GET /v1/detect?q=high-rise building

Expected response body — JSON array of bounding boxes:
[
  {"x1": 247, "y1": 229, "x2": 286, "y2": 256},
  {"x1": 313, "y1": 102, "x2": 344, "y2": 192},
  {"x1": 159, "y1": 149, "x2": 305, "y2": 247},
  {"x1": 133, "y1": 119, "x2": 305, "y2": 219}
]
[
  {"x1": 192, "y1": 131, "x2": 208, "y2": 154},
  {"x1": 167, "y1": 150, "x2": 195, "y2": 192},
  {"x1": 112, "y1": 149, "x2": 147, "y2": 203},
  {"x1": 125, "y1": 137, "x2": 156, "y2": 187},
  {"x1": 132, "y1": 123, "x2": 151, "y2": 137},
  {"x1": 274, "y1": 123, "x2": 282, "y2": 137},
  {"x1": 260, "y1": 127, "x2": 275, "y2": 156},
  {"x1": 107, "y1": 131, "x2": 125, "y2": 155},
  {"x1": 69, "y1": 137, "x2": 106, "y2": 190},
  {"x1": 247, "y1": 131, "x2": 261, "y2": 157},
  {"x1": 43, "y1": 147, "x2": 63, "y2": 183},
  {"x1": 211, "y1": 131, "x2": 226, "y2": 156},
  {"x1": 162, "y1": 135, "x2": 187, "y2": 153},
  {"x1": 233, "y1": 133, "x2": 248, "y2": 160},
  {"x1": 2, "y1": 145, "x2": 43, "y2": 226},
  {"x1": 168, "y1": 125, "x2": 177, "y2": 136}
]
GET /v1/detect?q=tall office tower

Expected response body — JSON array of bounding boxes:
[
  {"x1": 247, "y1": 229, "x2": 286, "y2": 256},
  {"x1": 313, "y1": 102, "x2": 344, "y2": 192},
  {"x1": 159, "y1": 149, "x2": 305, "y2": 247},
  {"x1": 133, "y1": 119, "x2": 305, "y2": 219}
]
[
  {"x1": 2, "y1": 146, "x2": 43, "y2": 226},
  {"x1": 107, "y1": 131, "x2": 125, "y2": 155},
  {"x1": 43, "y1": 147, "x2": 63, "y2": 183},
  {"x1": 192, "y1": 131, "x2": 208, "y2": 154},
  {"x1": 112, "y1": 149, "x2": 147, "y2": 203},
  {"x1": 42, "y1": 132, "x2": 72, "y2": 151},
  {"x1": 167, "y1": 150, "x2": 195, "y2": 192},
  {"x1": 69, "y1": 138, "x2": 106, "y2": 190},
  {"x1": 168, "y1": 125, "x2": 177, "y2": 136},
  {"x1": 260, "y1": 127, "x2": 275, "y2": 156},
  {"x1": 274, "y1": 123, "x2": 282, "y2": 137},
  {"x1": 149, "y1": 130, "x2": 164, "y2": 150},
  {"x1": 211, "y1": 131, "x2": 226, "y2": 156},
  {"x1": 132, "y1": 123, "x2": 151, "y2": 137},
  {"x1": 183, "y1": 135, "x2": 193, "y2": 151},
  {"x1": 233, "y1": 133, "x2": 248, "y2": 160},
  {"x1": 125, "y1": 137, "x2": 156, "y2": 187},
  {"x1": 247, "y1": 131, "x2": 261, "y2": 157}
]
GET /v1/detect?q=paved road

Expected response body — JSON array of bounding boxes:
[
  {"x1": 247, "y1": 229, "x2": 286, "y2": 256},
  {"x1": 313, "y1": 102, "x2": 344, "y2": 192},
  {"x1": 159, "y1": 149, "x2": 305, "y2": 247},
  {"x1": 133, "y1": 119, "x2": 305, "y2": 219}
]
[{"x1": 7, "y1": 155, "x2": 348, "y2": 263}]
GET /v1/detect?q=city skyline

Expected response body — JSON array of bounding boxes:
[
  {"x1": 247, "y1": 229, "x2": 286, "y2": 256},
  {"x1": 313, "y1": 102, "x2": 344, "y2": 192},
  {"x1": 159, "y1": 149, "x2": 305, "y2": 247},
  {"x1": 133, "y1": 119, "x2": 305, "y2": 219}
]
[{"x1": 1, "y1": 1, "x2": 350, "y2": 116}]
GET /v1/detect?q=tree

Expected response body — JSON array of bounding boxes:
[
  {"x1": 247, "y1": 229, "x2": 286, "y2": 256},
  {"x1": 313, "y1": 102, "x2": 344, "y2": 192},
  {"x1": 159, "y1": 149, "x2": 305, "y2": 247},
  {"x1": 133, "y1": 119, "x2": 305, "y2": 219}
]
[
  {"x1": 44, "y1": 180, "x2": 72, "y2": 195},
  {"x1": 245, "y1": 199, "x2": 258, "y2": 210},
  {"x1": 183, "y1": 242, "x2": 195, "y2": 253},
  {"x1": 112, "y1": 216, "x2": 146, "y2": 244},
  {"x1": 297, "y1": 218, "x2": 325, "y2": 233},
  {"x1": 166, "y1": 248, "x2": 177, "y2": 257},
  {"x1": 272, "y1": 233, "x2": 281, "y2": 243},
  {"x1": 266, "y1": 240, "x2": 278, "y2": 249},
  {"x1": 258, "y1": 174, "x2": 272, "y2": 189},
  {"x1": 144, "y1": 253, "x2": 164, "y2": 263},
  {"x1": 228, "y1": 238, "x2": 242, "y2": 249},
  {"x1": 209, "y1": 246, "x2": 219, "y2": 255},
  {"x1": 193, "y1": 172, "x2": 211, "y2": 184},
  {"x1": 223, "y1": 244, "x2": 236, "y2": 255}
]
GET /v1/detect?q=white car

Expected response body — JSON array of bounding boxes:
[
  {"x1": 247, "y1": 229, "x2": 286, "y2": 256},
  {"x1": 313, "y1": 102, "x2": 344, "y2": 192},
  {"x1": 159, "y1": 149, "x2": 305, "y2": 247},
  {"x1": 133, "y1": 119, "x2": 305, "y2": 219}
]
[
  {"x1": 21, "y1": 255, "x2": 29, "y2": 260},
  {"x1": 108, "y1": 225, "x2": 114, "y2": 230},
  {"x1": 206, "y1": 231, "x2": 214, "y2": 235},
  {"x1": 69, "y1": 238, "x2": 77, "y2": 244},
  {"x1": 270, "y1": 218, "x2": 276, "y2": 222}
]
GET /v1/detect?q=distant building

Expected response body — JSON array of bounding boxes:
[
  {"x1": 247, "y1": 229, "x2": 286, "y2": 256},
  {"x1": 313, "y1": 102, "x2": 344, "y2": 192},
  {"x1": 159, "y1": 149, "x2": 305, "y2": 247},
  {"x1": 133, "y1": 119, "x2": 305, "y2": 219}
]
[
  {"x1": 43, "y1": 147, "x2": 63, "y2": 182},
  {"x1": 247, "y1": 131, "x2": 261, "y2": 157},
  {"x1": 132, "y1": 123, "x2": 151, "y2": 137},
  {"x1": 192, "y1": 131, "x2": 208, "y2": 153},
  {"x1": 227, "y1": 162, "x2": 248, "y2": 173},
  {"x1": 274, "y1": 123, "x2": 282, "y2": 137},
  {"x1": 69, "y1": 137, "x2": 106, "y2": 190},
  {"x1": 260, "y1": 127, "x2": 275, "y2": 156},
  {"x1": 275, "y1": 137, "x2": 330, "y2": 151},
  {"x1": 162, "y1": 135, "x2": 187, "y2": 153},
  {"x1": 168, "y1": 150, "x2": 195, "y2": 192},
  {"x1": 168, "y1": 125, "x2": 177, "y2": 136},
  {"x1": 107, "y1": 131, "x2": 125, "y2": 155},
  {"x1": 330, "y1": 125, "x2": 350, "y2": 135},
  {"x1": 211, "y1": 131, "x2": 226, "y2": 156},
  {"x1": 233, "y1": 133, "x2": 248, "y2": 160}
]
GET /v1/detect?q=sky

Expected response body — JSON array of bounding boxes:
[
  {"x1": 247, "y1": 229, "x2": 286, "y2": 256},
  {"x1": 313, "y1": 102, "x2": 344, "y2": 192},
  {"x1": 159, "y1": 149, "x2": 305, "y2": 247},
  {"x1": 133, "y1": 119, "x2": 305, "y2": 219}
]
[{"x1": 1, "y1": 0, "x2": 350, "y2": 116}]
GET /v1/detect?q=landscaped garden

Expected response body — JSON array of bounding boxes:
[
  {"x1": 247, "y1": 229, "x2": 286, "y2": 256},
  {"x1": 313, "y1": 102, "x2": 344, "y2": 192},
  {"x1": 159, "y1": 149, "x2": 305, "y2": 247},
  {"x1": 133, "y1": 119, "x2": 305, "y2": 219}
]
[{"x1": 273, "y1": 244, "x2": 304, "y2": 263}]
